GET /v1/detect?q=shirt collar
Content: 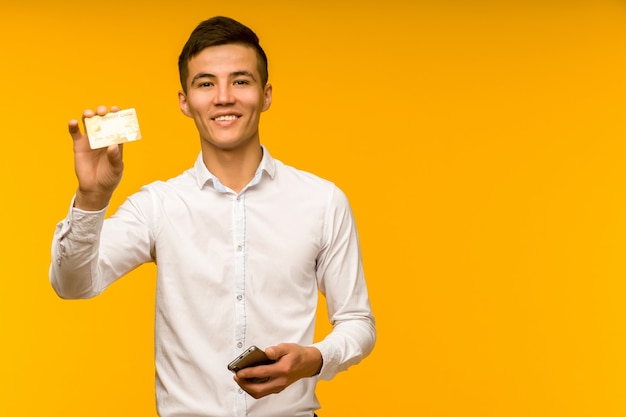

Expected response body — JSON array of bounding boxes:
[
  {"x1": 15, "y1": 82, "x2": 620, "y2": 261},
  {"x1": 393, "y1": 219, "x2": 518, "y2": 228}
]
[{"x1": 193, "y1": 145, "x2": 276, "y2": 191}]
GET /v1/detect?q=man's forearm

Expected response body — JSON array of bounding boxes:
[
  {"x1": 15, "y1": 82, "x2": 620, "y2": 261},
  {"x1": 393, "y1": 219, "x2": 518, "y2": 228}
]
[
  {"x1": 50, "y1": 202, "x2": 107, "y2": 299},
  {"x1": 313, "y1": 316, "x2": 376, "y2": 381}
]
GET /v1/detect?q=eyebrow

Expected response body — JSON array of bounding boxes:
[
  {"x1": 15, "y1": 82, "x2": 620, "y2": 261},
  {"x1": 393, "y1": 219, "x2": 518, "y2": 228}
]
[
  {"x1": 191, "y1": 71, "x2": 257, "y2": 84},
  {"x1": 231, "y1": 71, "x2": 256, "y2": 80}
]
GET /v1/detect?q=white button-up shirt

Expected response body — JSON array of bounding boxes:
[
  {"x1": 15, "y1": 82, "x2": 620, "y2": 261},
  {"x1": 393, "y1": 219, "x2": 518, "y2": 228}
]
[{"x1": 50, "y1": 147, "x2": 376, "y2": 417}]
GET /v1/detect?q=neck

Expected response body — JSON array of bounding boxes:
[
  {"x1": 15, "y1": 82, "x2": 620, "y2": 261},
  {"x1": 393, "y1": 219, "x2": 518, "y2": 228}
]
[{"x1": 201, "y1": 143, "x2": 263, "y2": 193}]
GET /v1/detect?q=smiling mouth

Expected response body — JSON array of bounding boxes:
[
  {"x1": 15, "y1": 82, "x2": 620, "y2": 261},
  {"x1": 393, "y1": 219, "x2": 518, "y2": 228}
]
[{"x1": 213, "y1": 115, "x2": 239, "y2": 121}]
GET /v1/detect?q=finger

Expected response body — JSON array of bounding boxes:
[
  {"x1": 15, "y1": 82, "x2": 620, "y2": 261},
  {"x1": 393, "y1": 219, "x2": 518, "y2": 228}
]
[
  {"x1": 265, "y1": 344, "x2": 288, "y2": 361},
  {"x1": 95, "y1": 105, "x2": 108, "y2": 116},
  {"x1": 82, "y1": 108, "x2": 96, "y2": 121},
  {"x1": 265, "y1": 346, "x2": 278, "y2": 360},
  {"x1": 67, "y1": 119, "x2": 90, "y2": 153},
  {"x1": 68, "y1": 119, "x2": 82, "y2": 138},
  {"x1": 96, "y1": 104, "x2": 121, "y2": 115},
  {"x1": 234, "y1": 374, "x2": 272, "y2": 393}
]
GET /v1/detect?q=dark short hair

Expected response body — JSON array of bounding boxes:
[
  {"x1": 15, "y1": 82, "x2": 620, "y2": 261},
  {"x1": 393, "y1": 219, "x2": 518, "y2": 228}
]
[{"x1": 178, "y1": 16, "x2": 269, "y2": 92}]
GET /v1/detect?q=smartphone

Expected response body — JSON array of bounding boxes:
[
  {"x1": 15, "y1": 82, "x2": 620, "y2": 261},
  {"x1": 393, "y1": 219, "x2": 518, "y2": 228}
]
[{"x1": 227, "y1": 345, "x2": 275, "y2": 382}]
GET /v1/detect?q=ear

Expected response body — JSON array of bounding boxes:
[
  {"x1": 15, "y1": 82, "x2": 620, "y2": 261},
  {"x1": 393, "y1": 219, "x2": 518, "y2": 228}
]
[
  {"x1": 178, "y1": 90, "x2": 192, "y2": 117},
  {"x1": 262, "y1": 83, "x2": 273, "y2": 112}
]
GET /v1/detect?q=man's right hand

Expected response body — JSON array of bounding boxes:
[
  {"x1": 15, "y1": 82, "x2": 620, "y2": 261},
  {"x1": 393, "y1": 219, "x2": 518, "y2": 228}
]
[{"x1": 70, "y1": 105, "x2": 124, "y2": 211}]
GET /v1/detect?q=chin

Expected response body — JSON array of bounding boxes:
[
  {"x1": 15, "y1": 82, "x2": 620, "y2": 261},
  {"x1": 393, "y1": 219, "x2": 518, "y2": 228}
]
[{"x1": 204, "y1": 139, "x2": 250, "y2": 151}]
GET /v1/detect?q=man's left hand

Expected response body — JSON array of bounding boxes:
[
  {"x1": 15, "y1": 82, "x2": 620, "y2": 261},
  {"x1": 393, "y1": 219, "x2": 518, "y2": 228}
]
[{"x1": 234, "y1": 343, "x2": 322, "y2": 399}]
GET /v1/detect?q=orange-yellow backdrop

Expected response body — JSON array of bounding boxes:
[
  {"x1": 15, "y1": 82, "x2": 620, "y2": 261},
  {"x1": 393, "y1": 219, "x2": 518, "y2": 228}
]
[{"x1": 2, "y1": 1, "x2": 626, "y2": 416}]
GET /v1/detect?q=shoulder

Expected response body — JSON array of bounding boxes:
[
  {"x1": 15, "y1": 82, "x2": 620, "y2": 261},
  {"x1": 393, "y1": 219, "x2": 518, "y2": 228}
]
[
  {"x1": 268, "y1": 159, "x2": 351, "y2": 214},
  {"x1": 143, "y1": 167, "x2": 195, "y2": 191},
  {"x1": 273, "y1": 158, "x2": 336, "y2": 190},
  {"x1": 125, "y1": 167, "x2": 196, "y2": 206}
]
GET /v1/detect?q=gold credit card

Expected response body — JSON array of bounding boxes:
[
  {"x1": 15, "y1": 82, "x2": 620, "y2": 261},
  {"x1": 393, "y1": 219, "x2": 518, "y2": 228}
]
[{"x1": 85, "y1": 108, "x2": 142, "y2": 149}]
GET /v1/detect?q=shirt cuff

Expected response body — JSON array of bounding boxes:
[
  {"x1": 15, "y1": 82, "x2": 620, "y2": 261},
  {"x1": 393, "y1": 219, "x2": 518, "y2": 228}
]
[
  {"x1": 59, "y1": 195, "x2": 108, "y2": 243},
  {"x1": 310, "y1": 340, "x2": 341, "y2": 381}
]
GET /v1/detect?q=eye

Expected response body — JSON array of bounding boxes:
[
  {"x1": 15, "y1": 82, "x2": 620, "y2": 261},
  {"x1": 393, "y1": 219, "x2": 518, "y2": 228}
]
[
  {"x1": 234, "y1": 79, "x2": 249, "y2": 86},
  {"x1": 200, "y1": 81, "x2": 213, "y2": 87}
]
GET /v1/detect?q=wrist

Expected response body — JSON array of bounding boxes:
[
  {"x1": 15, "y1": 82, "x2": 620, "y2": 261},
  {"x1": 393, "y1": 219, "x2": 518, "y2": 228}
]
[
  {"x1": 307, "y1": 346, "x2": 323, "y2": 377},
  {"x1": 74, "y1": 189, "x2": 112, "y2": 211}
]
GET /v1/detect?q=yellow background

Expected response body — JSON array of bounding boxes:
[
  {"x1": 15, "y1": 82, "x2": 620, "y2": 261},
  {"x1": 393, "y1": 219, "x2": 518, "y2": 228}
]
[{"x1": 2, "y1": 1, "x2": 626, "y2": 415}]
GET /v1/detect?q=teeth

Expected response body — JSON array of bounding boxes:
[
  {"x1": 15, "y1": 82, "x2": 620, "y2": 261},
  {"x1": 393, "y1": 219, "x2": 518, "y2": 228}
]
[{"x1": 214, "y1": 115, "x2": 237, "y2": 121}]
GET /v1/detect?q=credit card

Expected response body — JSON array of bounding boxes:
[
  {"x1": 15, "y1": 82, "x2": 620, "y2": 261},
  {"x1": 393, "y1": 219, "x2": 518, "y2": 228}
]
[{"x1": 85, "y1": 108, "x2": 142, "y2": 149}]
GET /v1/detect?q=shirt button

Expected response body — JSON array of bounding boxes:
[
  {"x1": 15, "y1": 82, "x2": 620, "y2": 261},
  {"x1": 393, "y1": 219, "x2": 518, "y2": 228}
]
[
  {"x1": 237, "y1": 341, "x2": 243, "y2": 348},
  {"x1": 237, "y1": 245, "x2": 243, "y2": 252},
  {"x1": 236, "y1": 294, "x2": 243, "y2": 301},
  {"x1": 238, "y1": 388, "x2": 244, "y2": 394}
]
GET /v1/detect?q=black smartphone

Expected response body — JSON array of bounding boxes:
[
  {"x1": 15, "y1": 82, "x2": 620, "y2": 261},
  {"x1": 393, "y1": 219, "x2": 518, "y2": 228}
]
[{"x1": 227, "y1": 345, "x2": 275, "y2": 374}]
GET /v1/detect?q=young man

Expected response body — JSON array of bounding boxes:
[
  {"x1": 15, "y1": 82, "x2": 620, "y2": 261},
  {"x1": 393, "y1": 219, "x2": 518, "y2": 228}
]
[{"x1": 50, "y1": 16, "x2": 375, "y2": 417}]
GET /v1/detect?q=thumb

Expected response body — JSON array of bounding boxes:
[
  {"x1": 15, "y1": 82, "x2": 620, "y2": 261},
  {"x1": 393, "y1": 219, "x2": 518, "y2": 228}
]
[
  {"x1": 265, "y1": 345, "x2": 284, "y2": 361},
  {"x1": 107, "y1": 143, "x2": 124, "y2": 167}
]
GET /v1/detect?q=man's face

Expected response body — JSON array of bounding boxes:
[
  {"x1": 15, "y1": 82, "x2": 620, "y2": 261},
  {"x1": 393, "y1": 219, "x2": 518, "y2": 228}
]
[{"x1": 178, "y1": 44, "x2": 272, "y2": 152}]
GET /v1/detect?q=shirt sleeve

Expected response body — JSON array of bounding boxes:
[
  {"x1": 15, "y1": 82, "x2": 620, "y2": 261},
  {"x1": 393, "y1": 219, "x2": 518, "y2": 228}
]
[
  {"x1": 312, "y1": 186, "x2": 376, "y2": 380},
  {"x1": 49, "y1": 192, "x2": 154, "y2": 299}
]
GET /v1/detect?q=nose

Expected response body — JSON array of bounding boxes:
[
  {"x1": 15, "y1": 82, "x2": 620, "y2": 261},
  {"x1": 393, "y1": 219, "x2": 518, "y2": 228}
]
[{"x1": 214, "y1": 84, "x2": 235, "y2": 105}]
